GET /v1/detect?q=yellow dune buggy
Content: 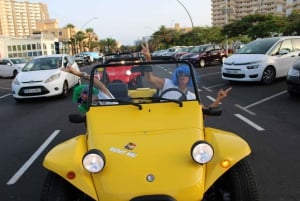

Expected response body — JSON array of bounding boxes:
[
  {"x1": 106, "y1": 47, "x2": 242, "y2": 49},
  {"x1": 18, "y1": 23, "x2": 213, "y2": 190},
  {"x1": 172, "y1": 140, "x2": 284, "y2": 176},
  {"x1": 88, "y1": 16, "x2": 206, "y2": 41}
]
[{"x1": 41, "y1": 59, "x2": 259, "y2": 201}]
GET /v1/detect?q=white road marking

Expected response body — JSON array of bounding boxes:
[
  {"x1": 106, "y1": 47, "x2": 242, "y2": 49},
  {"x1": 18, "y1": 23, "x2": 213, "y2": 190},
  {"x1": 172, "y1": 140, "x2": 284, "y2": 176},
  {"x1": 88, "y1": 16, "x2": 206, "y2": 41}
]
[
  {"x1": 235, "y1": 90, "x2": 287, "y2": 115},
  {"x1": 206, "y1": 96, "x2": 222, "y2": 104},
  {"x1": 234, "y1": 114, "x2": 265, "y2": 131},
  {"x1": 6, "y1": 130, "x2": 60, "y2": 185},
  {"x1": 0, "y1": 93, "x2": 11, "y2": 99}
]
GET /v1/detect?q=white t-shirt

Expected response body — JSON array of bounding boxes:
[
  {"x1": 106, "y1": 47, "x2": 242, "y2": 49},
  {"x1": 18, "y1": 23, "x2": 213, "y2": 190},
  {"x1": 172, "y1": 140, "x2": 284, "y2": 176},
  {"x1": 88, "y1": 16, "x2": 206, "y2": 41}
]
[{"x1": 160, "y1": 78, "x2": 196, "y2": 100}]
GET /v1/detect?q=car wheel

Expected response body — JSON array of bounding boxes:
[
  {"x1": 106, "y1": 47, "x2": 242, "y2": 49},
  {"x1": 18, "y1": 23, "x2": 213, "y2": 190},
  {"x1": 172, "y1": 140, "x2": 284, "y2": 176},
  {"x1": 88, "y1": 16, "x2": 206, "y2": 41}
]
[
  {"x1": 13, "y1": 70, "x2": 18, "y2": 77},
  {"x1": 41, "y1": 171, "x2": 94, "y2": 201},
  {"x1": 221, "y1": 56, "x2": 226, "y2": 64},
  {"x1": 203, "y1": 157, "x2": 259, "y2": 201},
  {"x1": 61, "y1": 81, "x2": 69, "y2": 97},
  {"x1": 261, "y1": 66, "x2": 275, "y2": 84},
  {"x1": 199, "y1": 59, "x2": 206, "y2": 68}
]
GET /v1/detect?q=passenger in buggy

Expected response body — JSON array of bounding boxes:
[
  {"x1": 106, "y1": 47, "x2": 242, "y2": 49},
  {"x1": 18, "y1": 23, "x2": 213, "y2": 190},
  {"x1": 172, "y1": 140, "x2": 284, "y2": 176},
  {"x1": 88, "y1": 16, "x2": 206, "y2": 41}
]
[{"x1": 140, "y1": 42, "x2": 232, "y2": 108}]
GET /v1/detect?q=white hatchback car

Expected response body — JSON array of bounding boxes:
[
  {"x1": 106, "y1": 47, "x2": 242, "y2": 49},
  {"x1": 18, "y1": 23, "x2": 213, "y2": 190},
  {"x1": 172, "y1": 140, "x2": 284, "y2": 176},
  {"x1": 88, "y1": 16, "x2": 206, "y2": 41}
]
[
  {"x1": 0, "y1": 58, "x2": 27, "y2": 77},
  {"x1": 12, "y1": 54, "x2": 81, "y2": 101},
  {"x1": 222, "y1": 36, "x2": 300, "y2": 84}
]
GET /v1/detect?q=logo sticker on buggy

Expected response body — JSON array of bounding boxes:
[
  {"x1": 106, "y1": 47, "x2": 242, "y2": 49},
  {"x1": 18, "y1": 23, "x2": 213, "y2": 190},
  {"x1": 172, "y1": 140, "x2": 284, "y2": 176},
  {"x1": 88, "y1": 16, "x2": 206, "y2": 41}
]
[{"x1": 109, "y1": 142, "x2": 137, "y2": 158}]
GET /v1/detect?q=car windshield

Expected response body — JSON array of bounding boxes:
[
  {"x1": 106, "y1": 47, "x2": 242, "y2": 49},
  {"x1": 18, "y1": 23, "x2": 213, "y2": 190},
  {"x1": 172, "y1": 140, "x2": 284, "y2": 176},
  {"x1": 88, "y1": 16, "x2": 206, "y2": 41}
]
[
  {"x1": 22, "y1": 57, "x2": 62, "y2": 71},
  {"x1": 236, "y1": 38, "x2": 280, "y2": 54},
  {"x1": 190, "y1": 45, "x2": 207, "y2": 53},
  {"x1": 10, "y1": 58, "x2": 27, "y2": 64},
  {"x1": 85, "y1": 61, "x2": 199, "y2": 110}
]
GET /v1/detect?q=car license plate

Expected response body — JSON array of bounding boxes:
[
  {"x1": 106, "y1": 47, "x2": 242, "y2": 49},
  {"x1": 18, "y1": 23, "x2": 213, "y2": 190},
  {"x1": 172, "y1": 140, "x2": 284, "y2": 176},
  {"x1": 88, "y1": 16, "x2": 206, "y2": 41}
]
[
  {"x1": 226, "y1": 69, "x2": 240, "y2": 74},
  {"x1": 24, "y1": 88, "x2": 41, "y2": 94}
]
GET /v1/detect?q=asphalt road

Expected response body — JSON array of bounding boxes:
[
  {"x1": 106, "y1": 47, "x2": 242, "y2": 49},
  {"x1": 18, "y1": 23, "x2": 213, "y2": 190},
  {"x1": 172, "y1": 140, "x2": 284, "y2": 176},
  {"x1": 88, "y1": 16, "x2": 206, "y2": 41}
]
[{"x1": 0, "y1": 64, "x2": 300, "y2": 201}]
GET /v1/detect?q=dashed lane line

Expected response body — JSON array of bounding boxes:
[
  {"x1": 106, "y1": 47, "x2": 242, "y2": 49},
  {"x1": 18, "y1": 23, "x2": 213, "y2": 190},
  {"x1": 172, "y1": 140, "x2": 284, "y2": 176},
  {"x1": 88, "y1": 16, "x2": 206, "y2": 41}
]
[
  {"x1": 6, "y1": 130, "x2": 60, "y2": 185},
  {"x1": 0, "y1": 93, "x2": 11, "y2": 99},
  {"x1": 234, "y1": 114, "x2": 265, "y2": 131}
]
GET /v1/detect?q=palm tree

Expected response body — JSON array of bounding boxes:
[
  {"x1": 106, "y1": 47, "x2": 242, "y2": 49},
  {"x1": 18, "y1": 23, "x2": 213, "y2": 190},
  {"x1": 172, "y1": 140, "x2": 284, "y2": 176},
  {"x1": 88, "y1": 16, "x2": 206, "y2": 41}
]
[{"x1": 65, "y1": 24, "x2": 75, "y2": 54}]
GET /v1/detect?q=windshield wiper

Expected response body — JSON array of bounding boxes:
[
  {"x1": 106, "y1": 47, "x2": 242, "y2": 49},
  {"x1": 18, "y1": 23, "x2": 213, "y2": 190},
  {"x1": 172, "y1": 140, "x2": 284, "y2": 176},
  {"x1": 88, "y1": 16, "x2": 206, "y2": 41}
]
[{"x1": 95, "y1": 98, "x2": 142, "y2": 110}]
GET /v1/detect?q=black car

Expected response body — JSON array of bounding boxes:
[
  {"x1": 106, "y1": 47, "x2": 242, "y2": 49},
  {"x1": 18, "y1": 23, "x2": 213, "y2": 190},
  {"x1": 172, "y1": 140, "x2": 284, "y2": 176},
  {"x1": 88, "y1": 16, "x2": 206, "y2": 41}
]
[
  {"x1": 179, "y1": 44, "x2": 227, "y2": 68},
  {"x1": 287, "y1": 59, "x2": 300, "y2": 96}
]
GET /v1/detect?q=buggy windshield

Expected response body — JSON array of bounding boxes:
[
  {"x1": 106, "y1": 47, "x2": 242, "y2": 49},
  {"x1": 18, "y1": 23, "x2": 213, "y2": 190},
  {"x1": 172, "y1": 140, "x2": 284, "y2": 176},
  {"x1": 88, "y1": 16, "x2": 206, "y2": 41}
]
[{"x1": 85, "y1": 60, "x2": 200, "y2": 110}]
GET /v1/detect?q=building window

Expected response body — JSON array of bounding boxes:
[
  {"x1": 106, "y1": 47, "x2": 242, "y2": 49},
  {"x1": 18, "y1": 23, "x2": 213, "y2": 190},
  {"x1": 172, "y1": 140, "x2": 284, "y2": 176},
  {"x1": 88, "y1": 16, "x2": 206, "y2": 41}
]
[
  {"x1": 22, "y1": 44, "x2": 26, "y2": 51},
  {"x1": 27, "y1": 44, "x2": 31, "y2": 50},
  {"x1": 32, "y1": 44, "x2": 36, "y2": 50}
]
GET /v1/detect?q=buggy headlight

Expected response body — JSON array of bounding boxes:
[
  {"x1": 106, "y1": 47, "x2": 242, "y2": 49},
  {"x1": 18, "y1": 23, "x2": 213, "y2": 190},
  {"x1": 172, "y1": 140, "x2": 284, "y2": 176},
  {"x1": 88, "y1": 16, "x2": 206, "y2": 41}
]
[
  {"x1": 191, "y1": 141, "x2": 214, "y2": 164},
  {"x1": 82, "y1": 149, "x2": 105, "y2": 173}
]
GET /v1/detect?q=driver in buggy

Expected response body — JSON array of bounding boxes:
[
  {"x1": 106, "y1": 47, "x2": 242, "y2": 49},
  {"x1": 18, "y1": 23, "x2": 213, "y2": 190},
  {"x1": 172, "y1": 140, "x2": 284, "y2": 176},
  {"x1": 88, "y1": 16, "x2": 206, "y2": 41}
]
[{"x1": 140, "y1": 42, "x2": 232, "y2": 108}]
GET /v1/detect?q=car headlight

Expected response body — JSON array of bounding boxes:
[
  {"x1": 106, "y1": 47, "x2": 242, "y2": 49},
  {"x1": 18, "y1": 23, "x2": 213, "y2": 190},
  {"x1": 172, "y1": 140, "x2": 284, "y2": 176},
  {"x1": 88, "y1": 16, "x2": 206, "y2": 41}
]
[
  {"x1": 13, "y1": 77, "x2": 20, "y2": 85},
  {"x1": 191, "y1": 54, "x2": 200, "y2": 59},
  {"x1": 288, "y1": 67, "x2": 300, "y2": 77},
  {"x1": 82, "y1": 149, "x2": 106, "y2": 173},
  {"x1": 247, "y1": 61, "x2": 259, "y2": 70},
  {"x1": 191, "y1": 141, "x2": 214, "y2": 164},
  {"x1": 45, "y1": 73, "x2": 61, "y2": 83}
]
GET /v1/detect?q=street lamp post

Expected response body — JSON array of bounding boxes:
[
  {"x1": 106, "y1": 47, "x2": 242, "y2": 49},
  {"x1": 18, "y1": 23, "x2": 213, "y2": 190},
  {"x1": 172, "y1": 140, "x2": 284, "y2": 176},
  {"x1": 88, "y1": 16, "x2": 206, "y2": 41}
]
[
  {"x1": 175, "y1": 0, "x2": 194, "y2": 29},
  {"x1": 175, "y1": 0, "x2": 194, "y2": 44},
  {"x1": 74, "y1": 17, "x2": 98, "y2": 54}
]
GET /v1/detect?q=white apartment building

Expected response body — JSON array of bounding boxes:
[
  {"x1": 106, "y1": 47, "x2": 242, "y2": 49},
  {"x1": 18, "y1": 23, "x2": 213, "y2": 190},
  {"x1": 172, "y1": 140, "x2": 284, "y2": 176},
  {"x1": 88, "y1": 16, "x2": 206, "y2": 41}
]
[
  {"x1": 0, "y1": 33, "x2": 57, "y2": 58},
  {"x1": 0, "y1": 0, "x2": 49, "y2": 37},
  {"x1": 212, "y1": 0, "x2": 299, "y2": 27},
  {"x1": 0, "y1": 0, "x2": 74, "y2": 58}
]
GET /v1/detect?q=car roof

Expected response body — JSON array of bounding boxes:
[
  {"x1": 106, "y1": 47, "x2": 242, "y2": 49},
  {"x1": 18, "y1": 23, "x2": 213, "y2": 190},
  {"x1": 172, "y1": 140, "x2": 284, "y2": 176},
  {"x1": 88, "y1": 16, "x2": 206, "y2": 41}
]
[{"x1": 32, "y1": 54, "x2": 69, "y2": 59}]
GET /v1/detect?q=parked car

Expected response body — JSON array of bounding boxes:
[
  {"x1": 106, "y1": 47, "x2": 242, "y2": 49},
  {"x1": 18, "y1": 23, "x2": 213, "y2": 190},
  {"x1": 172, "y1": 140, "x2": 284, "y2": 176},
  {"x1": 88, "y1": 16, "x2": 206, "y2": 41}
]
[
  {"x1": 81, "y1": 51, "x2": 102, "y2": 62},
  {"x1": 287, "y1": 58, "x2": 300, "y2": 96},
  {"x1": 0, "y1": 58, "x2": 28, "y2": 78},
  {"x1": 151, "y1": 49, "x2": 167, "y2": 56},
  {"x1": 11, "y1": 54, "x2": 81, "y2": 101},
  {"x1": 179, "y1": 44, "x2": 227, "y2": 67},
  {"x1": 222, "y1": 36, "x2": 300, "y2": 84},
  {"x1": 74, "y1": 53, "x2": 85, "y2": 66},
  {"x1": 174, "y1": 46, "x2": 194, "y2": 60},
  {"x1": 161, "y1": 46, "x2": 186, "y2": 57}
]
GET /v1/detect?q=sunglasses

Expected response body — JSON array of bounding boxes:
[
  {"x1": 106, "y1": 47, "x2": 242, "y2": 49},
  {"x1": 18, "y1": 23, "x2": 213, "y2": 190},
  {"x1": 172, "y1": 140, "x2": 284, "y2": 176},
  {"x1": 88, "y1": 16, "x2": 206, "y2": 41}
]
[{"x1": 176, "y1": 70, "x2": 190, "y2": 77}]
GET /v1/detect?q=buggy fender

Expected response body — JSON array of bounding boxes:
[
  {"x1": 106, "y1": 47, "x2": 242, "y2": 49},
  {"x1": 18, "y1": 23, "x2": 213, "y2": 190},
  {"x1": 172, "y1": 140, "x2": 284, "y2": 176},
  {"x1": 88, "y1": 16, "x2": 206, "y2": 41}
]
[
  {"x1": 43, "y1": 135, "x2": 98, "y2": 200},
  {"x1": 204, "y1": 127, "x2": 251, "y2": 192}
]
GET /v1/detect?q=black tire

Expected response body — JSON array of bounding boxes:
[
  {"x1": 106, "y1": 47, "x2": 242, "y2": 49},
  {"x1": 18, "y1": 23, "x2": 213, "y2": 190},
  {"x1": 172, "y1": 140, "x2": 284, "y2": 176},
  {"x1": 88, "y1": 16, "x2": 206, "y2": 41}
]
[
  {"x1": 199, "y1": 59, "x2": 206, "y2": 68},
  {"x1": 13, "y1": 70, "x2": 18, "y2": 77},
  {"x1": 41, "y1": 171, "x2": 94, "y2": 201},
  {"x1": 261, "y1": 66, "x2": 275, "y2": 84},
  {"x1": 203, "y1": 157, "x2": 259, "y2": 201},
  {"x1": 221, "y1": 56, "x2": 226, "y2": 64},
  {"x1": 61, "y1": 81, "x2": 69, "y2": 97}
]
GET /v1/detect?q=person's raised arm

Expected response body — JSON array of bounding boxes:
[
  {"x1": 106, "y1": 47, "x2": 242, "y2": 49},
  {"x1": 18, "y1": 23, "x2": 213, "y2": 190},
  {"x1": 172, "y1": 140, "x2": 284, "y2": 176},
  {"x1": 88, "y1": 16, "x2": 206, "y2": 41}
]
[
  {"x1": 209, "y1": 87, "x2": 232, "y2": 108},
  {"x1": 140, "y1": 42, "x2": 165, "y2": 89},
  {"x1": 62, "y1": 65, "x2": 113, "y2": 98}
]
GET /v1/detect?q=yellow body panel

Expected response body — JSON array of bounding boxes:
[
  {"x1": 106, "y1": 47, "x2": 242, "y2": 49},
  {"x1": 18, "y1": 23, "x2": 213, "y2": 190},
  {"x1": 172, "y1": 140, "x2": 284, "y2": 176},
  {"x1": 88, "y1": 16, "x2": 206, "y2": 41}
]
[{"x1": 43, "y1": 101, "x2": 251, "y2": 201}]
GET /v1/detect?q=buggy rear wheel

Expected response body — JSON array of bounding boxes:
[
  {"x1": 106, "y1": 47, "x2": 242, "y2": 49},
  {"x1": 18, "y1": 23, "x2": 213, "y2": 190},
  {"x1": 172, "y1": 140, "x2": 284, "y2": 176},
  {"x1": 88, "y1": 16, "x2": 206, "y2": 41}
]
[
  {"x1": 203, "y1": 157, "x2": 259, "y2": 201},
  {"x1": 41, "y1": 171, "x2": 94, "y2": 201}
]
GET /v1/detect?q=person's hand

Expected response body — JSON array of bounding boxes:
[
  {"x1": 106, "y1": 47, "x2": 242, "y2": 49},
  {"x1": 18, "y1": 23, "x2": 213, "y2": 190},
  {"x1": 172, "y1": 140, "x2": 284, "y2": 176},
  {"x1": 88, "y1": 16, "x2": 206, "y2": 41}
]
[
  {"x1": 61, "y1": 64, "x2": 79, "y2": 76},
  {"x1": 217, "y1": 87, "x2": 232, "y2": 101},
  {"x1": 140, "y1": 42, "x2": 151, "y2": 61}
]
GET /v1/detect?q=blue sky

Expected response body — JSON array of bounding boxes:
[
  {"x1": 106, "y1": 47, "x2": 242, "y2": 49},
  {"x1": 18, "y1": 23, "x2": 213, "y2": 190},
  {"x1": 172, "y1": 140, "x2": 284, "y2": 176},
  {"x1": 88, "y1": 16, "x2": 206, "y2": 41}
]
[{"x1": 40, "y1": 0, "x2": 212, "y2": 45}]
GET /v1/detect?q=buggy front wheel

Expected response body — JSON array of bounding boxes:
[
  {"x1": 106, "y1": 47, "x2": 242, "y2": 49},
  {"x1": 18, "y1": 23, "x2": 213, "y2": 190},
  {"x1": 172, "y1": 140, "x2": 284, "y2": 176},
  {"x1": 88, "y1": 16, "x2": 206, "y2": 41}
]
[
  {"x1": 41, "y1": 171, "x2": 94, "y2": 201},
  {"x1": 203, "y1": 157, "x2": 259, "y2": 201}
]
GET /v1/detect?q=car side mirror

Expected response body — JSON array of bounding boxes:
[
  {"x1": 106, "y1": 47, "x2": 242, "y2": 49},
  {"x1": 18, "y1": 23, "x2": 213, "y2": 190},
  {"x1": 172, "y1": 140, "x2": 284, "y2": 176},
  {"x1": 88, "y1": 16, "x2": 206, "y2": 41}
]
[{"x1": 202, "y1": 106, "x2": 222, "y2": 116}]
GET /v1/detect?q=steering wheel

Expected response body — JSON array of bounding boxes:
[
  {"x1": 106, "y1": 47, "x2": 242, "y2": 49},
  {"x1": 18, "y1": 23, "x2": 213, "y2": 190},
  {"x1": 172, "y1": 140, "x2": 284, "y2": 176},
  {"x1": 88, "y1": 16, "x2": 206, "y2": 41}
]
[{"x1": 159, "y1": 88, "x2": 187, "y2": 101}]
